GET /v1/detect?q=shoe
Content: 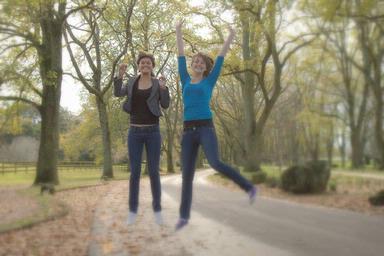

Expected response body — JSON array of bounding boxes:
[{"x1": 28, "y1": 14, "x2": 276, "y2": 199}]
[
  {"x1": 126, "y1": 211, "x2": 137, "y2": 225},
  {"x1": 248, "y1": 186, "x2": 257, "y2": 205},
  {"x1": 175, "y1": 218, "x2": 188, "y2": 231},
  {"x1": 154, "y1": 211, "x2": 163, "y2": 225}
]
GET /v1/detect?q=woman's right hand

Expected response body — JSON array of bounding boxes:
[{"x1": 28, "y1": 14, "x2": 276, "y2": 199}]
[{"x1": 118, "y1": 64, "x2": 127, "y2": 79}]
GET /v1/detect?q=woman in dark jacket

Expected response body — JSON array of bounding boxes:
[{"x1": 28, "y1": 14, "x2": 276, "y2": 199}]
[{"x1": 114, "y1": 52, "x2": 170, "y2": 225}]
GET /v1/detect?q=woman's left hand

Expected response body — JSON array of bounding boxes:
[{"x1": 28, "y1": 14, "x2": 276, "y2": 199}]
[{"x1": 158, "y1": 74, "x2": 167, "y2": 89}]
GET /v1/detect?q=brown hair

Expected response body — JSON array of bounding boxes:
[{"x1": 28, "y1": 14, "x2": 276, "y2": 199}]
[
  {"x1": 136, "y1": 52, "x2": 155, "y2": 67},
  {"x1": 191, "y1": 52, "x2": 214, "y2": 77}
]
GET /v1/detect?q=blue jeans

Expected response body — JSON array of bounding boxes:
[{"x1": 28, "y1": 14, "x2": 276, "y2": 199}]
[
  {"x1": 128, "y1": 125, "x2": 161, "y2": 213},
  {"x1": 179, "y1": 125, "x2": 254, "y2": 219}
]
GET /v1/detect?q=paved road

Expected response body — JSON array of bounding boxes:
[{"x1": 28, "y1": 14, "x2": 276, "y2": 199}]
[{"x1": 162, "y1": 169, "x2": 384, "y2": 256}]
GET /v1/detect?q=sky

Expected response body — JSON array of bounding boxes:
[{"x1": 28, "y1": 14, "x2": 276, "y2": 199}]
[{"x1": 61, "y1": 64, "x2": 83, "y2": 114}]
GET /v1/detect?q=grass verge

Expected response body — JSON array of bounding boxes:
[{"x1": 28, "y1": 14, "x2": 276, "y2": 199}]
[{"x1": 0, "y1": 187, "x2": 68, "y2": 234}]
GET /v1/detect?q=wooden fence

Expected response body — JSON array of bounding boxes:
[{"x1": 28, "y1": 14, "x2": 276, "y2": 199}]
[{"x1": 0, "y1": 161, "x2": 129, "y2": 174}]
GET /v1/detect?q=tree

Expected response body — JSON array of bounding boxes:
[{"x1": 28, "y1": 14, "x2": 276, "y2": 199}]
[
  {"x1": 0, "y1": 0, "x2": 95, "y2": 184},
  {"x1": 64, "y1": 0, "x2": 137, "y2": 178},
  {"x1": 162, "y1": 72, "x2": 182, "y2": 173},
  {"x1": 223, "y1": 0, "x2": 316, "y2": 172},
  {"x1": 300, "y1": 0, "x2": 372, "y2": 168},
  {"x1": 352, "y1": 1, "x2": 384, "y2": 168}
]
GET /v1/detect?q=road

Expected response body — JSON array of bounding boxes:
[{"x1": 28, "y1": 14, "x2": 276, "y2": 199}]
[{"x1": 161, "y1": 169, "x2": 384, "y2": 256}]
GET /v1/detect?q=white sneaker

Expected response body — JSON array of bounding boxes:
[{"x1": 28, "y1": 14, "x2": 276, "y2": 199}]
[
  {"x1": 126, "y1": 212, "x2": 137, "y2": 225},
  {"x1": 154, "y1": 211, "x2": 163, "y2": 225}
]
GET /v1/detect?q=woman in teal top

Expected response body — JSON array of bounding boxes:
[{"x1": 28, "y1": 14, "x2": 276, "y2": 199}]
[{"x1": 175, "y1": 21, "x2": 257, "y2": 231}]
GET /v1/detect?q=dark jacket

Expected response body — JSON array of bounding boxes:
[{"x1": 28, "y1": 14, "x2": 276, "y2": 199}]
[{"x1": 114, "y1": 76, "x2": 170, "y2": 116}]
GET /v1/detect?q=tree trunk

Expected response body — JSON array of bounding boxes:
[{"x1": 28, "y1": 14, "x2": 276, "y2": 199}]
[
  {"x1": 355, "y1": 17, "x2": 384, "y2": 169},
  {"x1": 374, "y1": 93, "x2": 384, "y2": 169},
  {"x1": 339, "y1": 126, "x2": 347, "y2": 168},
  {"x1": 310, "y1": 133, "x2": 320, "y2": 162},
  {"x1": 350, "y1": 129, "x2": 364, "y2": 169},
  {"x1": 326, "y1": 132, "x2": 334, "y2": 168},
  {"x1": 34, "y1": 86, "x2": 61, "y2": 185},
  {"x1": 291, "y1": 127, "x2": 300, "y2": 165},
  {"x1": 166, "y1": 131, "x2": 175, "y2": 173},
  {"x1": 243, "y1": 124, "x2": 262, "y2": 172},
  {"x1": 33, "y1": 18, "x2": 63, "y2": 185},
  {"x1": 95, "y1": 95, "x2": 114, "y2": 178},
  {"x1": 241, "y1": 66, "x2": 261, "y2": 171}
]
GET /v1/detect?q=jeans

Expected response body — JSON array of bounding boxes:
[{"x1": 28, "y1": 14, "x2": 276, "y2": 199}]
[
  {"x1": 179, "y1": 125, "x2": 253, "y2": 219},
  {"x1": 128, "y1": 125, "x2": 161, "y2": 213}
]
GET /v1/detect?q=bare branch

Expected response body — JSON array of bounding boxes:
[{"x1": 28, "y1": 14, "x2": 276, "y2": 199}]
[
  {"x1": 62, "y1": 0, "x2": 96, "y2": 21},
  {"x1": 281, "y1": 36, "x2": 318, "y2": 67},
  {"x1": 0, "y1": 43, "x2": 31, "y2": 56},
  {"x1": 0, "y1": 96, "x2": 41, "y2": 112}
]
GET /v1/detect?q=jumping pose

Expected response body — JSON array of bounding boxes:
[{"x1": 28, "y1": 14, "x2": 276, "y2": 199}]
[
  {"x1": 114, "y1": 52, "x2": 170, "y2": 225},
  {"x1": 175, "y1": 21, "x2": 257, "y2": 231}
]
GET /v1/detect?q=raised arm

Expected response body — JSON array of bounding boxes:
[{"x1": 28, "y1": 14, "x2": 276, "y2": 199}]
[
  {"x1": 218, "y1": 26, "x2": 235, "y2": 57},
  {"x1": 158, "y1": 75, "x2": 170, "y2": 109},
  {"x1": 175, "y1": 20, "x2": 185, "y2": 56},
  {"x1": 114, "y1": 64, "x2": 128, "y2": 97}
]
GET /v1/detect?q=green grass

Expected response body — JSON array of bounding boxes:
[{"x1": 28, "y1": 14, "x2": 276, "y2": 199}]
[
  {"x1": 0, "y1": 167, "x2": 131, "y2": 233},
  {"x1": 260, "y1": 165, "x2": 284, "y2": 178},
  {"x1": 209, "y1": 163, "x2": 384, "y2": 195},
  {"x1": 334, "y1": 167, "x2": 384, "y2": 175},
  {"x1": 0, "y1": 168, "x2": 130, "y2": 188},
  {"x1": 0, "y1": 164, "x2": 161, "y2": 233},
  {"x1": 329, "y1": 174, "x2": 384, "y2": 194},
  {"x1": 0, "y1": 187, "x2": 68, "y2": 233},
  {"x1": 260, "y1": 164, "x2": 384, "y2": 193}
]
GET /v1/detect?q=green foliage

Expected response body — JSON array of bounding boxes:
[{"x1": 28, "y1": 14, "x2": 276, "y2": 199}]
[
  {"x1": 369, "y1": 190, "x2": 384, "y2": 206},
  {"x1": 0, "y1": 168, "x2": 129, "y2": 187},
  {"x1": 60, "y1": 107, "x2": 100, "y2": 162},
  {"x1": 250, "y1": 171, "x2": 267, "y2": 184},
  {"x1": 0, "y1": 102, "x2": 40, "y2": 138},
  {"x1": 328, "y1": 179, "x2": 337, "y2": 192},
  {"x1": 265, "y1": 176, "x2": 280, "y2": 188},
  {"x1": 281, "y1": 160, "x2": 331, "y2": 194}
]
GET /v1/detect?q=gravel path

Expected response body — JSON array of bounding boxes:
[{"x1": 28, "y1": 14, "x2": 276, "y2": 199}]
[{"x1": 88, "y1": 178, "x2": 272, "y2": 256}]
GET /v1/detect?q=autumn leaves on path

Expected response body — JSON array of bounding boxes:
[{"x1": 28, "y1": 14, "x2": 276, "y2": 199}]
[{"x1": 87, "y1": 178, "x2": 266, "y2": 256}]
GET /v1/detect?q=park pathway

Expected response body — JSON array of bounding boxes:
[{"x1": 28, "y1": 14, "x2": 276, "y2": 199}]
[
  {"x1": 87, "y1": 175, "x2": 287, "y2": 256},
  {"x1": 88, "y1": 170, "x2": 384, "y2": 256}
]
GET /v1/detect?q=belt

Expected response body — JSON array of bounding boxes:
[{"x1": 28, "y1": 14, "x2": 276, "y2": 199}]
[
  {"x1": 130, "y1": 124, "x2": 159, "y2": 132},
  {"x1": 183, "y1": 119, "x2": 214, "y2": 131}
]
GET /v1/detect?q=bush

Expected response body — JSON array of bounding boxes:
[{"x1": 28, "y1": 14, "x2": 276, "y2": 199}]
[
  {"x1": 281, "y1": 160, "x2": 330, "y2": 194},
  {"x1": 306, "y1": 160, "x2": 331, "y2": 192},
  {"x1": 328, "y1": 179, "x2": 337, "y2": 192},
  {"x1": 265, "y1": 176, "x2": 280, "y2": 188},
  {"x1": 369, "y1": 190, "x2": 384, "y2": 206},
  {"x1": 251, "y1": 171, "x2": 267, "y2": 184}
]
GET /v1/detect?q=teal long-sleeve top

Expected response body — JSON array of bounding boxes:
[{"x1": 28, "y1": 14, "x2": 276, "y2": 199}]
[{"x1": 178, "y1": 55, "x2": 224, "y2": 121}]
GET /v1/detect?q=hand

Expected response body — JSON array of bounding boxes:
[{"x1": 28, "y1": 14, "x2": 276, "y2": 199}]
[
  {"x1": 158, "y1": 74, "x2": 167, "y2": 89},
  {"x1": 118, "y1": 64, "x2": 127, "y2": 79}
]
